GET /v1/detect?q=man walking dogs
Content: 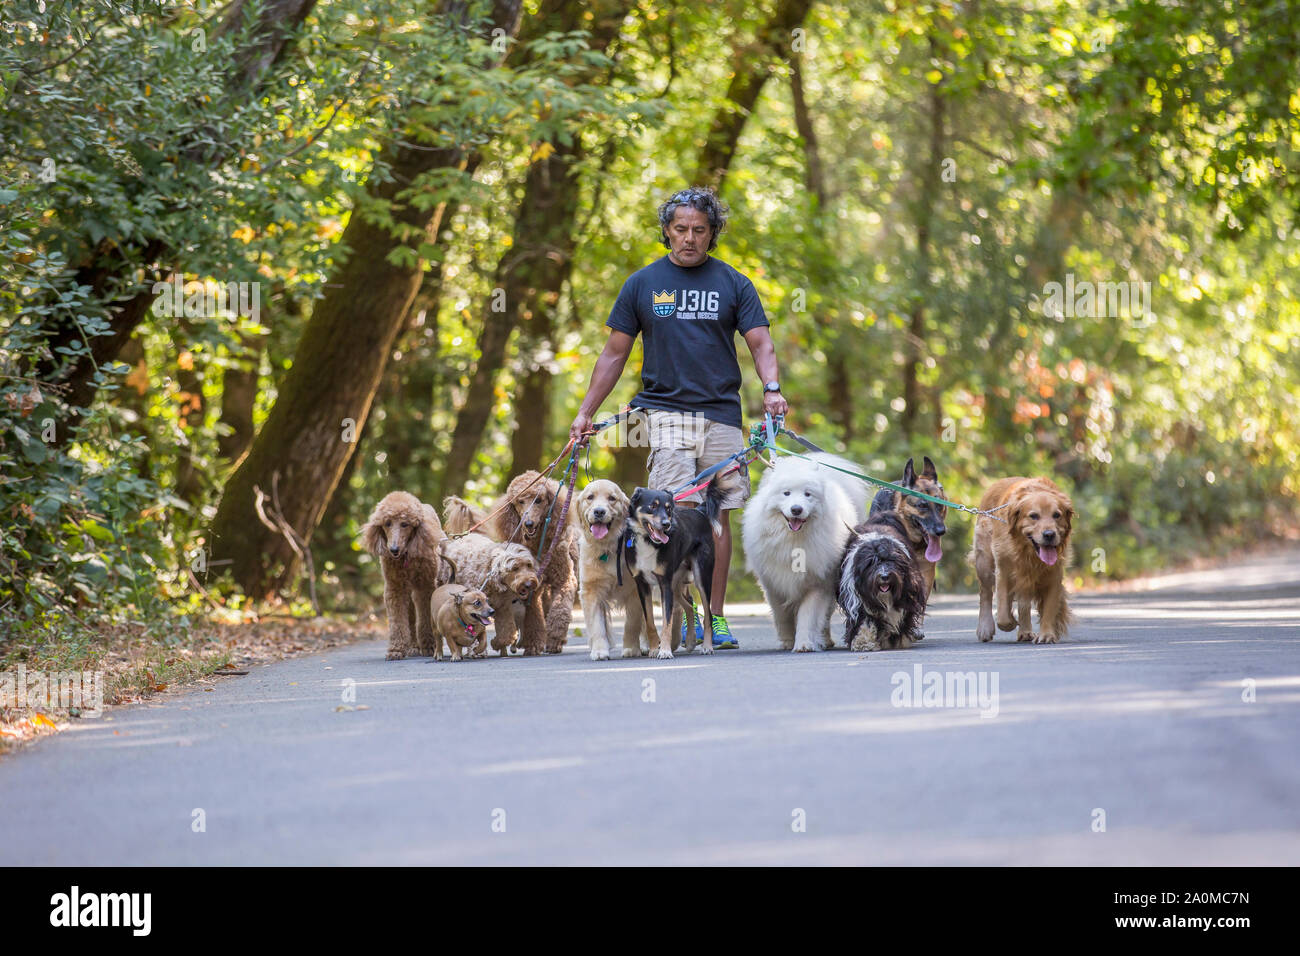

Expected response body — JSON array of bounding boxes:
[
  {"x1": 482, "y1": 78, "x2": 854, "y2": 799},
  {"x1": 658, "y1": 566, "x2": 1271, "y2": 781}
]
[{"x1": 568, "y1": 186, "x2": 789, "y2": 649}]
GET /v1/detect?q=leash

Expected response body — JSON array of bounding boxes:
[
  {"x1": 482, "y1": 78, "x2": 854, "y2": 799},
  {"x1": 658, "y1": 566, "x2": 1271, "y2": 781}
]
[
  {"x1": 447, "y1": 442, "x2": 574, "y2": 541},
  {"x1": 753, "y1": 414, "x2": 1011, "y2": 524},
  {"x1": 535, "y1": 441, "x2": 579, "y2": 577}
]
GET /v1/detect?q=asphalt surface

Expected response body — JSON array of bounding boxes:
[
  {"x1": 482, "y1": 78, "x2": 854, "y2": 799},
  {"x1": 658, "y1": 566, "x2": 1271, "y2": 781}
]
[{"x1": 3, "y1": 550, "x2": 1299, "y2": 865}]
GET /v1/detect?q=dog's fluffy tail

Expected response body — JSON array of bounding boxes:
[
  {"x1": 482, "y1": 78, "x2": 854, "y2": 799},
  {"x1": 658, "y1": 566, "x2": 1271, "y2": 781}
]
[
  {"x1": 442, "y1": 495, "x2": 487, "y2": 535},
  {"x1": 703, "y1": 468, "x2": 743, "y2": 537},
  {"x1": 437, "y1": 538, "x2": 458, "y2": 583}
]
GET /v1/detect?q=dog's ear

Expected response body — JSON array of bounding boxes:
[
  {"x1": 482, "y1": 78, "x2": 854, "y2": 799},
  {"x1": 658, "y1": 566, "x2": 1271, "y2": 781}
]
[
  {"x1": 361, "y1": 516, "x2": 387, "y2": 557},
  {"x1": 1060, "y1": 499, "x2": 1075, "y2": 537},
  {"x1": 902, "y1": 458, "x2": 916, "y2": 486},
  {"x1": 1004, "y1": 494, "x2": 1024, "y2": 532},
  {"x1": 921, "y1": 456, "x2": 937, "y2": 480}
]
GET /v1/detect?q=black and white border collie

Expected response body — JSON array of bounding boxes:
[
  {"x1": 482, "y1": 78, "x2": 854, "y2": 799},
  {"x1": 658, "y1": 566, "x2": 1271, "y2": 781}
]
[{"x1": 837, "y1": 511, "x2": 927, "y2": 651}]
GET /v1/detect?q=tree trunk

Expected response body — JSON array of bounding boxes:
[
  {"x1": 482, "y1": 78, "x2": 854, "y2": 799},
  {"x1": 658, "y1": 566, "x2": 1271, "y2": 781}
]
[
  {"x1": 174, "y1": 321, "x2": 207, "y2": 503},
  {"x1": 440, "y1": 0, "x2": 630, "y2": 495},
  {"x1": 692, "y1": 0, "x2": 816, "y2": 189},
  {"x1": 218, "y1": 331, "x2": 267, "y2": 464},
  {"x1": 209, "y1": 0, "x2": 525, "y2": 595},
  {"x1": 382, "y1": 257, "x2": 447, "y2": 486}
]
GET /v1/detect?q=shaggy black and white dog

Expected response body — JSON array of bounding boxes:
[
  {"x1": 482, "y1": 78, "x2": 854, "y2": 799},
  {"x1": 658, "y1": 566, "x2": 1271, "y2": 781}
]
[{"x1": 837, "y1": 511, "x2": 927, "y2": 651}]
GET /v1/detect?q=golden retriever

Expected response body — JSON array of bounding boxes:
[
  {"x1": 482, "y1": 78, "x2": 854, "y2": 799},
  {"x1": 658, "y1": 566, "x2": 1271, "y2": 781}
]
[
  {"x1": 971, "y1": 476, "x2": 1074, "y2": 644},
  {"x1": 574, "y1": 479, "x2": 645, "y2": 660}
]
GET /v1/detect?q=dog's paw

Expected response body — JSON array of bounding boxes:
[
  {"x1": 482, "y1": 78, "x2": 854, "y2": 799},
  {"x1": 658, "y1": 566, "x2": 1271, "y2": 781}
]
[
  {"x1": 849, "y1": 635, "x2": 880, "y2": 652},
  {"x1": 1035, "y1": 632, "x2": 1061, "y2": 644},
  {"x1": 996, "y1": 615, "x2": 1018, "y2": 632},
  {"x1": 385, "y1": 650, "x2": 408, "y2": 661},
  {"x1": 1017, "y1": 631, "x2": 1037, "y2": 643},
  {"x1": 698, "y1": 642, "x2": 714, "y2": 656},
  {"x1": 976, "y1": 618, "x2": 995, "y2": 643},
  {"x1": 897, "y1": 634, "x2": 915, "y2": 650},
  {"x1": 655, "y1": 647, "x2": 674, "y2": 660},
  {"x1": 911, "y1": 630, "x2": 925, "y2": 641},
  {"x1": 590, "y1": 646, "x2": 610, "y2": 661},
  {"x1": 621, "y1": 646, "x2": 644, "y2": 659}
]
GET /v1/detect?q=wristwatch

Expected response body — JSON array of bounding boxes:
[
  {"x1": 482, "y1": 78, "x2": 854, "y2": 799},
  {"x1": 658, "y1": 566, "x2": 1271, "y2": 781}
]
[{"x1": 764, "y1": 381, "x2": 781, "y2": 393}]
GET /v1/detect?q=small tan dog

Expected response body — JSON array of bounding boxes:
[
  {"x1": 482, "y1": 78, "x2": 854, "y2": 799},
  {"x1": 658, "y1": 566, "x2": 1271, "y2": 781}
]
[
  {"x1": 437, "y1": 534, "x2": 541, "y2": 656},
  {"x1": 574, "y1": 479, "x2": 645, "y2": 660},
  {"x1": 430, "y1": 583, "x2": 493, "y2": 661},
  {"x1": 971, "y1": 476, "x2": 1074, "y2": 644}
]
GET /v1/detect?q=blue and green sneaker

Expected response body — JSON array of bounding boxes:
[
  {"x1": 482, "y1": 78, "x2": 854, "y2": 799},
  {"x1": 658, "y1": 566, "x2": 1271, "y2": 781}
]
[
  {"x1": 710, "y1": 613, "x2": 738, "y2": 650},
  {"x1": 681, "y1": 596, "x2": 705, "y2": 646}
]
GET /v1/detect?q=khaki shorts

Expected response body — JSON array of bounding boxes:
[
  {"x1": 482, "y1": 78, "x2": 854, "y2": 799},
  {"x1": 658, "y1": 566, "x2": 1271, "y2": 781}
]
[{"x1": 639, "y1": 408, "x2": 751, "y2": 510}]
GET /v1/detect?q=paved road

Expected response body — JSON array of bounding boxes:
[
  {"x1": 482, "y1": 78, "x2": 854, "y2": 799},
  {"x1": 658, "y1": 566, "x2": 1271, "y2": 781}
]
[{"x1": 3, "y1": 550, "x2": 1299, "y2": 865}]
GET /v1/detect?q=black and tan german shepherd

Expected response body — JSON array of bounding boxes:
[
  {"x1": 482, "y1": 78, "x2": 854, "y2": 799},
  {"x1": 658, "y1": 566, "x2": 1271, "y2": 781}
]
[{"x1": 868, "y1": 456, "x2": 947, "y2": 605}]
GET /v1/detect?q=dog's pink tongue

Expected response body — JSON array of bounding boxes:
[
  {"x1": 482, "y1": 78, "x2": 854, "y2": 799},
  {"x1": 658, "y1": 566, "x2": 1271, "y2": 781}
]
[
  {"x1": 925, "y1": 535, "x2": 943, "y2": 563},
  {"x1": 787, "y1": 517, "x2": 805, "y2": 532},
  {"x1": 591, "y1": 523, "x2": 609, "y2": 540},
  {"x1": 1037, "y1": 545, "x2": 1059, "y2": 566}
]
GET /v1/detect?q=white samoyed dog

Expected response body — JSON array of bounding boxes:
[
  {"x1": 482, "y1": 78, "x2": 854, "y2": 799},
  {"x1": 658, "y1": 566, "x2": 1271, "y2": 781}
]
[{"x1": 742, "y1": 452, "x2": 873, "y2": 651}]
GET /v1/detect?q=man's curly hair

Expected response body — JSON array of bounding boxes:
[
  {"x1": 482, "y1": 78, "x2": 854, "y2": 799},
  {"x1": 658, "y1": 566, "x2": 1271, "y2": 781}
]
[{"x1": 657, "y1": 185, "x2": 729, "y2": 252}]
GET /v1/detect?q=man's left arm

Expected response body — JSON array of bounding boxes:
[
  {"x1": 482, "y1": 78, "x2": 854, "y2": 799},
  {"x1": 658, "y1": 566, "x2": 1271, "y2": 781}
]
[{"x1": 742, "y1": 326, "x2": 789, "y2": 419}]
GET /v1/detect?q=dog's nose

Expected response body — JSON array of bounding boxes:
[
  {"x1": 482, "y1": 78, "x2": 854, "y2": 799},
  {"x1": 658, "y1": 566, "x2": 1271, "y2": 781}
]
[
  {"x1": 593, "y1": 508, "x2": 606, "y2": 520},
  {"x1": 789, "y1": 505, "x2": 803, "y2": 516},
  {"x1": 389, "y1": 545, "x2": 401, "y2": 556},
  {"x1": 1041, "y1": 528, "x2": 1057, "y2": 541},
  {"x1": 524, "y1": 519, "x2": 536, "y2": 529},
  {"x1": 936, "y1": 525, "x2": 947, "y2": 536}
]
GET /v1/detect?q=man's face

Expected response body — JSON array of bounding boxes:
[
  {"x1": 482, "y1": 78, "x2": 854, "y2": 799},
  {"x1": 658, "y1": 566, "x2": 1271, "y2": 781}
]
[{"x1": 664, "y1": 206, "x2": 712, "y2": 266}]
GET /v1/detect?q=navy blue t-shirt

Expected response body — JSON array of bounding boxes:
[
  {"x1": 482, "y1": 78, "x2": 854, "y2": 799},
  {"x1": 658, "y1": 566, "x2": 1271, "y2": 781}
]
[{"x1": 605, "y1": 255, "x2": 769, "y2": 428}]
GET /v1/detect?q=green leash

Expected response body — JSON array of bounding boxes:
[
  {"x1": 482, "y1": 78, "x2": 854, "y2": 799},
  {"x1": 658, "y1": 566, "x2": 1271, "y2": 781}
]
[{"x1": 750, "y1": 416, "x2": 1009, "y2": 523}]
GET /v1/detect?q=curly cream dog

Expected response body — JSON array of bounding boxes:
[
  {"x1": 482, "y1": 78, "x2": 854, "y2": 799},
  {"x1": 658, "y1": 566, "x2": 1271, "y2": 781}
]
[
  {"x1": 438, "y1": 534, "x2": 540, "y2": 656},
  {"x1": 444, "y1": 471, "x2": 579, "y2": 655},
  {"x1": 574, "y1": 479, "x2": 645, "y2": 661}
]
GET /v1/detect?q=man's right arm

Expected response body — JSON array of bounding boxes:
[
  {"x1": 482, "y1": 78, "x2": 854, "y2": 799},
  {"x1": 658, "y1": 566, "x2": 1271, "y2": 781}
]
[{"x1": 569, "y1": 329, "x2": 637, "y2": 445}]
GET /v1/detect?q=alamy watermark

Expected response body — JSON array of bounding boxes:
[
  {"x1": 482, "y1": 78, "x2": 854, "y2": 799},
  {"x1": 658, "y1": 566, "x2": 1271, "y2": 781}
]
[
  {"x1": 890, "y1": 664, "x2": 999, "y2": 718},
  {"x1": 1, "y1": 665, "x2": 105, "y2": 717},
  {"x1": 151, "y1": 275, "x2": 261, "y2": 322},
  {"x1": 1041, "y1": 273, "x2": 1151, "y2": 320}
]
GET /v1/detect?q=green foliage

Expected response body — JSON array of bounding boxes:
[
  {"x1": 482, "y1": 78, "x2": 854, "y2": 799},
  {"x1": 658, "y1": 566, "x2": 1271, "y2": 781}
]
[
  {"x1": 4, "y1": 0, "x2": 1299, "y2": 626},
  {"x1": 0, "y1": 216, "x2": 171, "y2": 628}
]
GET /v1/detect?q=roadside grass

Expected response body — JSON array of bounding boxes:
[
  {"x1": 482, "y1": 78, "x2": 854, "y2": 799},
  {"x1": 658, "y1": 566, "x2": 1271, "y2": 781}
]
[{"x1": 1, "y1": 609, "x2": 384, "y2": 754}]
